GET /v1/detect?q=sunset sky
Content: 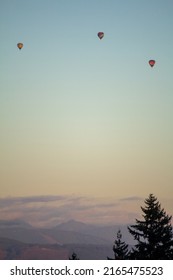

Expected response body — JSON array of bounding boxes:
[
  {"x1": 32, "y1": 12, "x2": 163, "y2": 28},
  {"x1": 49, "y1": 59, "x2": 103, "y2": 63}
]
[{"x1": 1, "y1": 0, "x2": 173, "y2": 226}]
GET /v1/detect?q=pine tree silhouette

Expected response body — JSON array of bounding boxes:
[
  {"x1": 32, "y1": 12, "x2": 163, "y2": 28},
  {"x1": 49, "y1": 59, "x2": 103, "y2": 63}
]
[
  {"x1": 128, "y1": 194, "x2": 173, "y2": 259},
  {"x1": 69, "y1": 252, "x2": 80, "y2": 260},
  {"x1": 107, "y1": 229, "x2": 129, "y2": 259}
]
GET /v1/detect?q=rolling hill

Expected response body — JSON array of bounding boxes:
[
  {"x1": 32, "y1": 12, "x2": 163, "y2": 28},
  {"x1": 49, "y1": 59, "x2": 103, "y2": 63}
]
[{"x1": 0, "y1": 219, "x2": 135, "y2": 259}]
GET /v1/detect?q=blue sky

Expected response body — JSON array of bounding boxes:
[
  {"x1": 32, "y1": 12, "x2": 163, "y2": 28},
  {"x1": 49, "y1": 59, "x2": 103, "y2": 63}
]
[{"x1": 1, "y1": 0, "x2": 173, "y2": 225}]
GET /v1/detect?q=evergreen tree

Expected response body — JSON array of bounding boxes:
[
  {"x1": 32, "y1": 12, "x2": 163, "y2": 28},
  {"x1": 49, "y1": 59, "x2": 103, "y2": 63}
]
[
  {"x1": 69, "y1": 252, "x2": 79, "y2": 260},
  {"x1": 128, "y1": 194, "x2": 173, "y2": 259},
  {"x1": 107, "y1": 230, "x2": 129, "y2": 259}
]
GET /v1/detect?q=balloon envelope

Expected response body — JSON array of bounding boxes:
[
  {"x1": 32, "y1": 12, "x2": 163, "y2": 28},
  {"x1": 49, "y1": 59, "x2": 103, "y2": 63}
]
[
  {"x1": 97, "y1": 32, "x2": 104, "y2": 39},
  {"x1": 17, "y1": 43, "x2": 23, "y2": 50},
  {"x1": 149, "y1": 60, "x2": 155, "y2": 67}
]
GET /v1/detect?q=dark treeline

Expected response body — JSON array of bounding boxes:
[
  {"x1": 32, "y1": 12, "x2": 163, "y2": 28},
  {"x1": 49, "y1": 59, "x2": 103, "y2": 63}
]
[{"x1": 70, "y1": 194, "x2": 173, "y2": 260}]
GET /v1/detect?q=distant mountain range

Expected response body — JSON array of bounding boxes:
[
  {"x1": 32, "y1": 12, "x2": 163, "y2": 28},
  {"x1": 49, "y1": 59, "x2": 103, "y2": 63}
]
[
  {"x1": 0, "y1": 219, "x2": 32, "y2": 229},
  {"x1": 0, "y1": 219, "x2": 135, "y2": 245},
  {"x1": 53, "y1": 219, "x2": 135, "y2": 244},
  {"x1": 0, "y1": 219, "x2": 135, "y2": 259}
]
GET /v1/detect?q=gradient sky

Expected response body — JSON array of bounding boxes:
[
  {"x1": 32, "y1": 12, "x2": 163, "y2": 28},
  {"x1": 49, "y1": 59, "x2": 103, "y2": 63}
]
[{"x1": 1, "y1": 0, "x2": 173, "y2": 226}]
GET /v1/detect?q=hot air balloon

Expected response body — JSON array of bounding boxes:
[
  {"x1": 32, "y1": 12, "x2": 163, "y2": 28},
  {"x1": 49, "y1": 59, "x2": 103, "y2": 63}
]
[
  {"x1": 149, "y1": 60, "x2": 155, "y2": 67},
  {"x1": 97, "y1": 32, "x2": 104, "y2": 40},
  {"x1": 17, "y1": 43, "x2": 23, "y2": 50}
]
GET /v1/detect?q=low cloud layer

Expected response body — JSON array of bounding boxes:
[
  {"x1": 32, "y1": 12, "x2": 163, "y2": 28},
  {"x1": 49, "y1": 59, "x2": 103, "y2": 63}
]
[{"x1": 0, "y1": 194, "x2": 171, "y2": 227}]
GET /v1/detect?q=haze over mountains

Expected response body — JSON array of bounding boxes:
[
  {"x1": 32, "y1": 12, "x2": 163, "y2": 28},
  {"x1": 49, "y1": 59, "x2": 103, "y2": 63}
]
[
  {"x1": 0, "y1": 219, "x2": 135, "y2": 245},
  {"x1": 0, "y1": 219, "x2": 135, "y2": 259}
]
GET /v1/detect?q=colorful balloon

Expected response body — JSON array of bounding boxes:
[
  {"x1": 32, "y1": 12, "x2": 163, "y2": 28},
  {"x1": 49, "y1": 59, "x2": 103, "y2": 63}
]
[
  {"x1": 17, "y1": 43, "x2": 23, "y2": 50},
  {"x1": 149, "y1": 60, "x2": 155, "y2": 67},
  {"x1": 97, "y1": 32, "x2": 104, "y2": 40}
]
